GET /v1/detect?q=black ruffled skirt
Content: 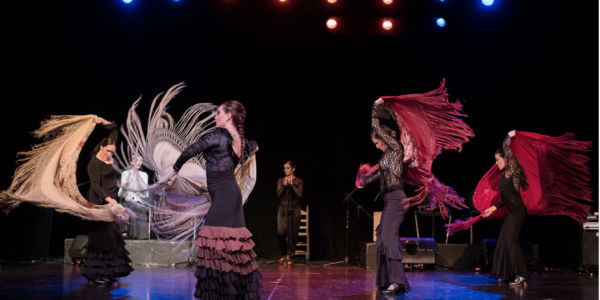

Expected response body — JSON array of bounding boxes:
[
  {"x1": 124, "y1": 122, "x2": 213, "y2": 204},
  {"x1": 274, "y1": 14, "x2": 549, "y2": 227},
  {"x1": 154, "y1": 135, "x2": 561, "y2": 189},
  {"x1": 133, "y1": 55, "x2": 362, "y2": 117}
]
[
  {"x1": 82, "y1": 221, "x2": 133, "y2": 279},
  {"x1": 193, "y1": 170, "x2": 262, "y2": 300}
]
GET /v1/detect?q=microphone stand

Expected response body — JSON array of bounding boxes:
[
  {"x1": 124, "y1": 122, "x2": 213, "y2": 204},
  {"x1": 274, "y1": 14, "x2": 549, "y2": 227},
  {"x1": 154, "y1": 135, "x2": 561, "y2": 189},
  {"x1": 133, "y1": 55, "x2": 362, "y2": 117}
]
[
  {"x1": 321, "y1": 188, "x2": 373, "y2": 267},
  {"x1": 171, "y1": 218, "x2": 198, "y2": 268}
]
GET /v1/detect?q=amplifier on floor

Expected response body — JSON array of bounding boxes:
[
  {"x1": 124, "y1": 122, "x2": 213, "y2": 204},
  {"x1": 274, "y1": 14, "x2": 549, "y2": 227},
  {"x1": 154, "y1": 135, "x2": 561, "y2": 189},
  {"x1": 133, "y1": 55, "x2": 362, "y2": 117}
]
[
  {"x1": 400, "y1": 238, "x2": 436, "y2": 265},
  {"x1": 581, "y1": 219, "x2": 598, "y2": 270},
  {"x1": 359, "y1": 242, "x2": 377, "y2": 269},
  {"x1": 68, "y1": 235, "x2": 88, "y2": 264}
]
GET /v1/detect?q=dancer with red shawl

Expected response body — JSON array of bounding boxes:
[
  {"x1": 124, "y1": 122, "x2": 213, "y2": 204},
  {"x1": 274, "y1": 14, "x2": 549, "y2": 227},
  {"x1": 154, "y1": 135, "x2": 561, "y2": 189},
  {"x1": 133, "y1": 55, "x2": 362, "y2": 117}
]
[
  {"x1": 481, "y1": 131, "x2": 529, "y2": 286},
  {"x1": 359, "y1": 99, "x2": 411, "y2": 295},
  {"x1": 446, "y1": 130, "x2": 592, "y2": 285},
  {"x1": 356, "y1": 80, "x2": 474, "y2": 295}
]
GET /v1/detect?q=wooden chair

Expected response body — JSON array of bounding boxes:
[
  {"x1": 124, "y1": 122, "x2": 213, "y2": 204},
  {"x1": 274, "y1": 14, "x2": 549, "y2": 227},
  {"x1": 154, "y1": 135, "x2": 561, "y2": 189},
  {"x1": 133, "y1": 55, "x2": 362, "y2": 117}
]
[{"x1": 294, "y1": 205, "x2": 310, "y2": 261}]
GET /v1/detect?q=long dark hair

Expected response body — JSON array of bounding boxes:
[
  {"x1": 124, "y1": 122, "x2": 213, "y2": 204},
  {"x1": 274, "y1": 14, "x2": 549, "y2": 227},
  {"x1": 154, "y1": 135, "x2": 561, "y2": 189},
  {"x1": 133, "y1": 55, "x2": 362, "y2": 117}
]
[
  {"x1": 222, "y1": 100, "x2": 247, "y2": 167},
  {"x1": 370, "y1": 125, "x2": 397, "y2": 141},
  {"x1": 495, "y1": 148, "x2": 529, "y2": 191}
]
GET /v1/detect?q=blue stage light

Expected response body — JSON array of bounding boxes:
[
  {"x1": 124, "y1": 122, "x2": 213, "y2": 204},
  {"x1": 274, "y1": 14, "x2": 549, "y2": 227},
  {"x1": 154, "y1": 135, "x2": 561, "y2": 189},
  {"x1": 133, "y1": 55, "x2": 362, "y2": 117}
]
[
  {"x1": 436, "y1": 18, "x2": 446, "y2": 28},
  {"x1": 482, "y1": 0, "x2": 494, "y2": 6},
  {"x1": 123, "y1": 0, "x2": 132, "y2": 3}
]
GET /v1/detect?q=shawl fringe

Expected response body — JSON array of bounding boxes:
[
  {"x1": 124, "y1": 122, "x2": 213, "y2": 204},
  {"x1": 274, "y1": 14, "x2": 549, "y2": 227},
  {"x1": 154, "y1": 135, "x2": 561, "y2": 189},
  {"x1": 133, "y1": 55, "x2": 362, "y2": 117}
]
[{"x1": 382, "y1": 79, "x2": 474, "y2": 217}]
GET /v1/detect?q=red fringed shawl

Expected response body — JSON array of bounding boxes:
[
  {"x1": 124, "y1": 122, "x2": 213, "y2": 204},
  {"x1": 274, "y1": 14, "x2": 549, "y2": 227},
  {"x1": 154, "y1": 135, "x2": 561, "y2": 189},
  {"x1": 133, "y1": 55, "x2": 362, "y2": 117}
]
[
  {"x1": 446, "y1": 131, "x2": 593, "y2": 235},
  {"x1": 380, "y1": 79, "x2": 474, "y2": 217}
]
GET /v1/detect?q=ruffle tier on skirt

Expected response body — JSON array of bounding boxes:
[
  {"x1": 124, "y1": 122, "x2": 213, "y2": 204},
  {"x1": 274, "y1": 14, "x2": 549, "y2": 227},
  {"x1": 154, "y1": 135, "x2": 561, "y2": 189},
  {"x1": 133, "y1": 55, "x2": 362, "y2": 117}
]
[
  {"x1": 194, "y1": 225, "x2": 262, "y2": 300},
  {"x1": 81, "y1": 250, "x2": 134, "y2": 279},
  {"x1": 82, "y1": 221, "x2": 134, "y2": 280}
]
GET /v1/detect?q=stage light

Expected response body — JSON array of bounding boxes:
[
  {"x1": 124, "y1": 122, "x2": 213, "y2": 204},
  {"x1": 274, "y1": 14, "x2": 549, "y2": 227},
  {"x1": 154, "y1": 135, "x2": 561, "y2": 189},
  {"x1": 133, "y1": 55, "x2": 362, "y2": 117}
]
[
  {"x1": 123, "y1": 0, "x2": 132, "y2": 3},
  {"x1": 326, "y1": 18, "x2": 337, "y2": 29},
  {"x1": 482, "y1": 0, "x2": 494, "y2": 6},
  {"x1": 279, "y1": 0, "x2": 286, "y2": 2},
  {"x1": 436, "y1": 18, "x2": 446, "y2": 28},
  {"x1": 382, "y1": 20, "x2": 393, "y2": 30},
  {"x1": 383, "y1": 0, "x2": 393, "y2": 4},
  {"x1": 327, "y1": 0, "x2": 337, "y2": 3}
]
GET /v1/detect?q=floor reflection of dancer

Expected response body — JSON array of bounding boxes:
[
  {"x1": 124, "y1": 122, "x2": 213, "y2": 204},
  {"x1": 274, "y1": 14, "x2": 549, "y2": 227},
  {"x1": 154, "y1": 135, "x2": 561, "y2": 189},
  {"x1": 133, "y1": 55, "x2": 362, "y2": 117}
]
[
  {"x1": 118, "y1": 155, "x2": 149, "y2": 239},
  {"x1": 359, "y1": 99, "x2": 411, "y2": 295},
  {"x1": 276, "y1": 161, "x2": 303, "y2": 265},
  {"x1": 173, "y1": 101, "x2": 261, "y2": 299},
  {"x1": 482, "y1": 130, "x2": 529, "y2": 286},
  {"x1": 83, "y1": 117, "x2": 134, "y2": 285}
]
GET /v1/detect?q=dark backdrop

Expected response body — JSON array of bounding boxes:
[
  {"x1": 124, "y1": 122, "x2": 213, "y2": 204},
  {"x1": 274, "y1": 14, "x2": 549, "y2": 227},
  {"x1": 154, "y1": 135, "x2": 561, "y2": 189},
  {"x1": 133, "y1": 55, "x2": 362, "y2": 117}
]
[{"x1": 1, "y1": 0, "x2": 597, "y2": 269}]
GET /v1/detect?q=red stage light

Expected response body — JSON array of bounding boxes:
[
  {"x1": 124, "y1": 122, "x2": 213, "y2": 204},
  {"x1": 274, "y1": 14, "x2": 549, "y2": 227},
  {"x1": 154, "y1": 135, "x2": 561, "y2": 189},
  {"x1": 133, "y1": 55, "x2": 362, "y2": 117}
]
[
  {"x1": 382, "y1": 20, "x2": 393, "y2": 30},
  {"x1": 279, "y1": 0, "x2": 286, "y2": 2},
  {"x1": 383, "y1": 0, "x2": 393, "y2": 4},
  {"x1": 328, "y1": 0, "x2": 337, "y2": 3},
  {"x1": 326, "y1": 18, "x2": 337, "y2": 29}
]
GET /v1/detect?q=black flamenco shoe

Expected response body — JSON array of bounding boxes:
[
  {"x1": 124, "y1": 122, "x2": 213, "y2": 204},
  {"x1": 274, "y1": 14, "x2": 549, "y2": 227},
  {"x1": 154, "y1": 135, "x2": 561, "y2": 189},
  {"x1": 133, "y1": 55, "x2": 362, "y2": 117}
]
[
  {"x1": 380, "y1": 283, "x2": 405, "y2": 295},
  {"x1": 88, "y1": 278, "x2": 108, "y2": 285},
  {"x1": 106, "y1": 276, "x2": 119, "y2": 282},
  {"x1": 509, "y1": 276, "x2": 527, "y2": 286},
  {"x1": 376, "y1": 285, "x2": 389, "y2": 292}
]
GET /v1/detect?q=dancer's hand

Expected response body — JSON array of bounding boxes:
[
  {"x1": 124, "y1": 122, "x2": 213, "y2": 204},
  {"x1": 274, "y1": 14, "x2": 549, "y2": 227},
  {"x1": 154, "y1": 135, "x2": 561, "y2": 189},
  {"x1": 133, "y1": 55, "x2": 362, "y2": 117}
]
[
  {"x1": 105, "y1": 197, "x2": 118, "y2": 204},
  {"x1": 482, "y1": 206, "x2": 497, "y2": 218},
  {"x1": 508, "y1": 130, "x2": 516, "y2": 137},
  {"x1": 94, "y1": 117, "x2": 110, "y2": 125},
  {"x1": 250, "y1": 146, "x2": 259, "y2": 157},
  {"x1": 375, "y1": 98, "x2": 384, "y2": 105}
]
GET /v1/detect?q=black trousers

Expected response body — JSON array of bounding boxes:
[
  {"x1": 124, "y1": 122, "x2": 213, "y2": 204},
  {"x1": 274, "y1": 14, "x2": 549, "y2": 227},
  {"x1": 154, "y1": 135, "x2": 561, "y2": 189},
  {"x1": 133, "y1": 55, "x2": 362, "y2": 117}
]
[
  {"x1": 277, "y1": 200, "x2": 301, "y2": 256},
  {"x1": 375, "y1": 190, "x2": 411, "y2": 292}
]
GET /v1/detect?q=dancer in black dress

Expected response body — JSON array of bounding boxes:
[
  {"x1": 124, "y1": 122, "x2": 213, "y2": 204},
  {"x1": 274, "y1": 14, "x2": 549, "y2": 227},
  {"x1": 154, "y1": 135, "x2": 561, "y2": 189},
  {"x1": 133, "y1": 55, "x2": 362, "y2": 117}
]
[
  {"x1": 276, "y1": 161, "x2": 303, "y2": 265},
  {"x1": 483, "y1": 130, "x2": 529, "y2": 286},
  {"x1": 360, "y1": 99, "x2": 411, "y2": 295},
  {"x1": 173, "y1": 100, "x2": 261, "y2": 300},
  {"x1": 82, "y1": 117, "x2": 134, "y2": 285}
]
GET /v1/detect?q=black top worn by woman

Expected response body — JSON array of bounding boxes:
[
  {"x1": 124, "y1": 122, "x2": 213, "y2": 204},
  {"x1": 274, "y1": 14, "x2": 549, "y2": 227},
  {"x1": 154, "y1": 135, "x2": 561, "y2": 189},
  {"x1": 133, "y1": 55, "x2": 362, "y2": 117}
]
[
  {"x1": 82, "y1": 121, "x2": 133, "y2": 282},
  {"x1": 276, "y1": 177, "x2": 303, "y2": 202},
  {"x1": 87, "y1": 122, "x2": 119, "y2": 205},
  {"x1": 174, "y1": 128, "x2": 257, "y2": 173},
  {"x1": 492, "y1": 135, "x2": 529, "y2": 281},
  {"x1": 361, "y1": 104, "x2": 405, "y2": 192}
]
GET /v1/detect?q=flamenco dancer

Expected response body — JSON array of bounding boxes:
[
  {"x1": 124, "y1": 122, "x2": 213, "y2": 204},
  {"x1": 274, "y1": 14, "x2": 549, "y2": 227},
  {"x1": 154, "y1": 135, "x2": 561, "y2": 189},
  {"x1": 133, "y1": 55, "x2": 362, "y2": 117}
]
[
  {"x1": 276, "y1": 161, "x2": 303, "y2": 265},
  {"x1": 83, "y1": 117, "x2": 134, "y2": 284},
  {"x1": 482, "y1": 131, "x2": 529, "y2": 285},
  {"x1": 356, "y1": 80, "x2": 474, "y2": 295},
  {"x1": 359, "y1": 99, "x2": 411, "y2": 295},
  {"x1": 447, "y1": 130, "x2": 592, "y2": 286},
  {"x1": 0, "y1": 113, "x2": 136, "y2": 285},
  {"x1": 172, "y1": 100, "x2": 261, "y2": 299}
]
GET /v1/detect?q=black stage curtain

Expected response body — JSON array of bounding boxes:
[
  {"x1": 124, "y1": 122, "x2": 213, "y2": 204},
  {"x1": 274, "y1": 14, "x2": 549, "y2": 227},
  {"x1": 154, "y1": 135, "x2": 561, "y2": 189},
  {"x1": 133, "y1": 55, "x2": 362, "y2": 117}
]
[{"x1": 0, "y1": 0, "x2": 598, "y2": 268}]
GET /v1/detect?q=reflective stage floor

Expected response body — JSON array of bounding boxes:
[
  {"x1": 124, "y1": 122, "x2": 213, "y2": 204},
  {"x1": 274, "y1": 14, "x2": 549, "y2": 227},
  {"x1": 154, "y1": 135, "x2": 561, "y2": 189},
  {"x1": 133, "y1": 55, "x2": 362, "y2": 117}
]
[{"x1": 0, "y1": 261, "x2": 597, "y2": 300}]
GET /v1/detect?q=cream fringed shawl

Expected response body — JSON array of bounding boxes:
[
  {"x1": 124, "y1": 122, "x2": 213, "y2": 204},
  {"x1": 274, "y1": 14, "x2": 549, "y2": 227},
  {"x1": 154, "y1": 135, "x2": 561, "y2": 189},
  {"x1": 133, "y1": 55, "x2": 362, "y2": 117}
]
[{"x1": 0, "y1": 115, "x2": 136, "y2": 224}]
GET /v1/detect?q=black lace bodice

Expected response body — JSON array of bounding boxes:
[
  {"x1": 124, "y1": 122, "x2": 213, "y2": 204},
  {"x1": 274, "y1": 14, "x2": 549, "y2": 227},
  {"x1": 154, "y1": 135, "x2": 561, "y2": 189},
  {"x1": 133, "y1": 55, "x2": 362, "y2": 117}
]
[
  {"x1": 495, "y1": 135, "x2": 524, "y2": 209},
  {"x1": 361, "y1": 103, "x2": 405, "y2": 192},
  {"x1": 173, "y1": 127, "x2": 257, "y2": 173}
]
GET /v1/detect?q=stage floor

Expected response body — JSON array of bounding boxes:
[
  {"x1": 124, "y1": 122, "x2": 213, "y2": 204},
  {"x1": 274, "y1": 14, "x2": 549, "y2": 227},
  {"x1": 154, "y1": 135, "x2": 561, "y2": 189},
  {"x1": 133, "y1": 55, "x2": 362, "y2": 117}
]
[{"x1": 0, "y1": 261, "x2": 597, "y2": 300}]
